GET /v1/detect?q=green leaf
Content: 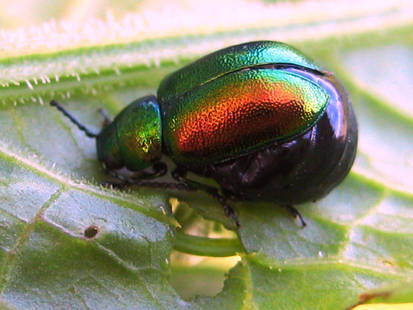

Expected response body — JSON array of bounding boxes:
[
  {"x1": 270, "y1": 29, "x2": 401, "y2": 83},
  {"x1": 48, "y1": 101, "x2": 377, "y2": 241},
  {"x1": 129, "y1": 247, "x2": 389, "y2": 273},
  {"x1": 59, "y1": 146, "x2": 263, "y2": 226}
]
[{"x1": 1, "y1": 1, "x2": 413, "y2": 309}]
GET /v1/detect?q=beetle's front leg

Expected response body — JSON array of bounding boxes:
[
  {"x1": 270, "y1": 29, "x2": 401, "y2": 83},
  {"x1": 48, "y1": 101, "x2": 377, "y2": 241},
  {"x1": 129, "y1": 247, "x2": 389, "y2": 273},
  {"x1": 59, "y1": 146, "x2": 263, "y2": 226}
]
[
  {"x1": 134, "y1": 161, "x2": 168, "y2": 179},
  {"x1": 283, "y1": 204, "x2": 306, "y2": 227},
  {"x1": 102, "y1": 162, "x2": 195, "y2": 193},
  {"x1": 103, "y1": 162, "x2": 168, "y2": 187},
  {"x1": 172, "y1": 167, "x2": 240, "y2": 227}
]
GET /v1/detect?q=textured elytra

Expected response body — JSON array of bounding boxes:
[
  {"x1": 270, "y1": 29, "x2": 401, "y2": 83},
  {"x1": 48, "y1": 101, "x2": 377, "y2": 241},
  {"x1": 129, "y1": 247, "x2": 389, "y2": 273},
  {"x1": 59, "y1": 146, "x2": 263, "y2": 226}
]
[
  {"x1": 157, "y1": 41, "x2": 320, "y2": 103},
  {"x1": 163, "y1": 68, "x2": 328, "y2": 165}
]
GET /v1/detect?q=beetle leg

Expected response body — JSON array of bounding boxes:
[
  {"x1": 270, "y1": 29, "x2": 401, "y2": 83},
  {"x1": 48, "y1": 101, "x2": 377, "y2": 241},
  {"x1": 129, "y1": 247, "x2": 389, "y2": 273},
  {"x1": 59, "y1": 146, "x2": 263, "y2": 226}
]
[
  {"x1": 283, "y1": 205, "x2": 306, "y2": 227},
  {"x1": 103, "y1": 162, "x2": 167, "y2": 185},
  {"x1": 113, "y1": 179, "x2": 191, "y2": 191},
  {"x1": 172, "y1": 167, "x2": 240, "y2": 227},
  {"x1": 130, "y1": 161, "x2": 168, "y2": 179},
  {"x1": 101, "y1": 169, "x2": 128, "y2": 188},
  {"x1": 102, "y1": 162, "x2": 194, "y2": 192}
]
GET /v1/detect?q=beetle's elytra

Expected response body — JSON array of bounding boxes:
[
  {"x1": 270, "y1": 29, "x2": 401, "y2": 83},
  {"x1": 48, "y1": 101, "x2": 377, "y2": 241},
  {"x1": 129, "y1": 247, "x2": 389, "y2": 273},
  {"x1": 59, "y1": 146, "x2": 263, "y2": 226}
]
[{"x1": 50, "y1": 41, "x2": 358, "y2": 227}]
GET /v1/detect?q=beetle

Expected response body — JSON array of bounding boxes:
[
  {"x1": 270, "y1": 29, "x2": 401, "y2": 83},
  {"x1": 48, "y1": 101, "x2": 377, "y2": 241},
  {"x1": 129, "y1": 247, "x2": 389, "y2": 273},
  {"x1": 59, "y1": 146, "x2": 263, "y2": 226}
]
[{"x1": 50, "y1": 41, "x2": 358, "y2": 227}]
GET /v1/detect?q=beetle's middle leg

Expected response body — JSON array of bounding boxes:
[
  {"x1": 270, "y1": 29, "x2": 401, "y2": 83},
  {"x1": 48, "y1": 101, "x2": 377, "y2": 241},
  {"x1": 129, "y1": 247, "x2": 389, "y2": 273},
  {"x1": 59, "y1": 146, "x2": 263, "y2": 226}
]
[
  {"x1": 283, "y1": 204, "x2": 306, "y2": 227},
  {"x1": 172, "y1": 167, "x2": 240, "y2": 227}
]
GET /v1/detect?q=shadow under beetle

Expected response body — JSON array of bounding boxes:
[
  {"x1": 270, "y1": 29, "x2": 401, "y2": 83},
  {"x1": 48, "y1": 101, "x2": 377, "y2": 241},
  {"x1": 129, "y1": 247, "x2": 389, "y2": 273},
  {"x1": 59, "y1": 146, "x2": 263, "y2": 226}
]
[{"x1": 50, "y1": 41, "x2": 358, "y2": 228}]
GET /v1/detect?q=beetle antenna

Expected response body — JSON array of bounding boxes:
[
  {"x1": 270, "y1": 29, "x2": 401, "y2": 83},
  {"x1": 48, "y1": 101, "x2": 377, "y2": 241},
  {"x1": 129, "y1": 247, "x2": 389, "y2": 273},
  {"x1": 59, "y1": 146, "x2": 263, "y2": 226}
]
[{"x1": 50, "y1": 100, "x2": 98, "y2": 138}]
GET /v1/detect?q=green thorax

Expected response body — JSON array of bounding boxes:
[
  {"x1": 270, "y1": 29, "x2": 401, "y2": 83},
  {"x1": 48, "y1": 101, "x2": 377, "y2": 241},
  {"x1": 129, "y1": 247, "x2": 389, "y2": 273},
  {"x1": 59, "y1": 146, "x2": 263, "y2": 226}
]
[{"x1": 96, "y1": 96, "x2": 162, "y2": 171}]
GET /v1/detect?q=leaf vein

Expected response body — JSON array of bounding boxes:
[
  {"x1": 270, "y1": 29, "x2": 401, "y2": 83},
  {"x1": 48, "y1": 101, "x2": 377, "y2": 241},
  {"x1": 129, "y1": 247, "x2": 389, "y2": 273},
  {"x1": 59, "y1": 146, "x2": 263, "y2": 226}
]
[{"x1": 0, "y1": 188, "x2": 64, "y2": 294}]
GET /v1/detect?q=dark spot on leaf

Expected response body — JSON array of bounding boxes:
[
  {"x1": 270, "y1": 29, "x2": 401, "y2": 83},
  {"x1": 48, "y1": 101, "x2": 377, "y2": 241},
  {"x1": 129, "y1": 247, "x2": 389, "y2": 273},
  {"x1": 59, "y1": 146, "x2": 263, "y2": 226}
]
[
  {"x1": 346, "y1": 290, "x2": 392, "y2": 309},
  {"x1": 381, "y1": 259, "x2": 395, "y2": 267},
  {"x1": 358, "y1": 291, "x2": 391, "y2": 303},
  {"x1": 84, "y1": 225, "x2": 99, "y2": 239}
]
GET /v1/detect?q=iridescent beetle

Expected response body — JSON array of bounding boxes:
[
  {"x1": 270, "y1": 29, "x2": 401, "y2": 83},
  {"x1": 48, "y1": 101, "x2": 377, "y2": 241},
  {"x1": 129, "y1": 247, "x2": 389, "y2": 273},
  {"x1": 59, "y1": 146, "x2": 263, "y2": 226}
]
[{"x1": 50, "y1": 41, "x2": 358, "y2": 227}]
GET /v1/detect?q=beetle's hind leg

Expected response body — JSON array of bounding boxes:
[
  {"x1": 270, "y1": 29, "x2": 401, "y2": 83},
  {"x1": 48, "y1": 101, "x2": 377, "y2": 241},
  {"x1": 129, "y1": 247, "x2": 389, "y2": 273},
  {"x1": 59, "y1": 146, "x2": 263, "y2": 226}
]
[
  {"x1": 172, "y1": 167, "x2": 240, "y2": 228},
  {"x1": 283, "y1": 205, "x2": 306, "y2": 227}
]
